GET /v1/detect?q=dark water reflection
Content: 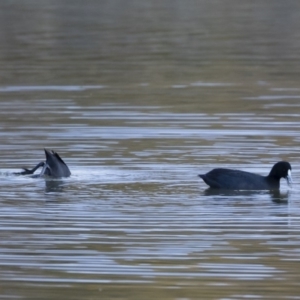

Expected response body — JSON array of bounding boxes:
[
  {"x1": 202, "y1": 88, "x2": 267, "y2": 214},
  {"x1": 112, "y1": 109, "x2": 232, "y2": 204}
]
[
  {"x1": 44, "y1": 179, "x2": 66, "y2": 193},
  {"x1": 1, "y1": 1, "x2": 300, "y2": 300},
  {"x1": 203, "y1": 188, "x2": 290, "y2": 202}
]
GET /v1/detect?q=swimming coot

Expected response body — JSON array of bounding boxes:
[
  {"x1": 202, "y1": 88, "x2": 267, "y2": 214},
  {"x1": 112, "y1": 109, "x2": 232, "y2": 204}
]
[
  {"x1": 199, "y1": 161, "x2": 292, "y2": 190},
  {"x1": 15, "y1": 149, "x2": 71, "y2": 178}
]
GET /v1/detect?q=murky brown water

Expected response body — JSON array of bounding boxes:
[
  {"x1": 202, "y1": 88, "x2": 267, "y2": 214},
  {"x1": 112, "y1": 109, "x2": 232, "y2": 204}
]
[{"x1": 1, "y1": 1, "x2": 300, "y2": 299}]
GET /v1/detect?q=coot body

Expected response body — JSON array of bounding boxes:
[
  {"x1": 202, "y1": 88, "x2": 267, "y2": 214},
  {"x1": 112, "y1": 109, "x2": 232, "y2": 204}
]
[
  {"x1": 43, "y1": 149, "x2": 71, "y2": 178},
  {"x1": 199, "y1": 161, "x2": 292, "y2": 190}
]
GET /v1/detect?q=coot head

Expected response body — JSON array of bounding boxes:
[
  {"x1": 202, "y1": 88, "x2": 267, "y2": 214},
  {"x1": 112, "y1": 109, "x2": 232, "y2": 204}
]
[{"x1": 268, "y1": 161, "x2": 292, "y2": 186}]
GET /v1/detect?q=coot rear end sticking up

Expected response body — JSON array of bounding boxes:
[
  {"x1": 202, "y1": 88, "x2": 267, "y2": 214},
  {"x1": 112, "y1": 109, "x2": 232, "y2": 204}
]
[
  {"x1": 15, "y1": 149, "x2": 71, "y2": 178},
  {"x1": 199, "y1": 161, "x2": 292, "y2": 190}
]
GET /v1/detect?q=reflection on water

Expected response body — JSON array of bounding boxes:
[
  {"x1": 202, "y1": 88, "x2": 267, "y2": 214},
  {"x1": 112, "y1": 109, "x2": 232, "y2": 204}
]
[
  {"x1": 44, "y1": 179, "x2": 66, "y2": 193},
  {"x1": 1, "y1": 1, "x2": 300, "y2": 299},
  {"x1": 202, "y1": 188, "x2": 290, "y2": 202}
]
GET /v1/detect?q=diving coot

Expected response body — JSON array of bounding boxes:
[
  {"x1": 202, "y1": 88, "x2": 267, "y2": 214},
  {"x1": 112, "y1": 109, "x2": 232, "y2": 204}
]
[
  {"x1": 15, "y1": 149, "x2": 71, "y2": 178},
  {"x1": 199, "y1": 161, "x2": 292, "y2": 190}
]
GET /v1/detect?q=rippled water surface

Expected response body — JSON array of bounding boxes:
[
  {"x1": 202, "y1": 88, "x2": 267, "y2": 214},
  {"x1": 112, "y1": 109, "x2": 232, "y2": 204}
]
[{"x1": 1, "y1": 1, "x2": 300, "y2": 299}]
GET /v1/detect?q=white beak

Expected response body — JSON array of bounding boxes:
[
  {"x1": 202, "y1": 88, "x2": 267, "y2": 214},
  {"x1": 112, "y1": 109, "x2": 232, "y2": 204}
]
[{"x1": 286, "y1": 169, "x2": 293, "y2": 187}]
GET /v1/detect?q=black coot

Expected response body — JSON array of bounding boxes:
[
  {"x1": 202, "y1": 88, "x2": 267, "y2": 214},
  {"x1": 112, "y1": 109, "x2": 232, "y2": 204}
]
[
  {"x1": 199, "y1": 161, "x2": 292, "y2": 190},
  {"x1": 15, "y1": 149, "x2": 71, "y2": 178}
]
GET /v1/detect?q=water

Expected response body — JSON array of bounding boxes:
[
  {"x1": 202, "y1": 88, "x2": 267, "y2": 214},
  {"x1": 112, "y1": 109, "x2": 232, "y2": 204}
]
[{"x1": 1, "y1": 1, "x2": 300, "y2": 299}]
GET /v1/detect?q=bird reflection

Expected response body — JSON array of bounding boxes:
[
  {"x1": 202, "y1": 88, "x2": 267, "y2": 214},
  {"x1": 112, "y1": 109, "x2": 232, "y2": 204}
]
[
  {"x1": 270, "y1": 190, "x2": 290, "y2": 204},
  {"x1": 45, "y1": 179, "x2": 65, "y2": 193},
  {"x1": 202, "y1": 188, "x2": 290, "y2": 203}
]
